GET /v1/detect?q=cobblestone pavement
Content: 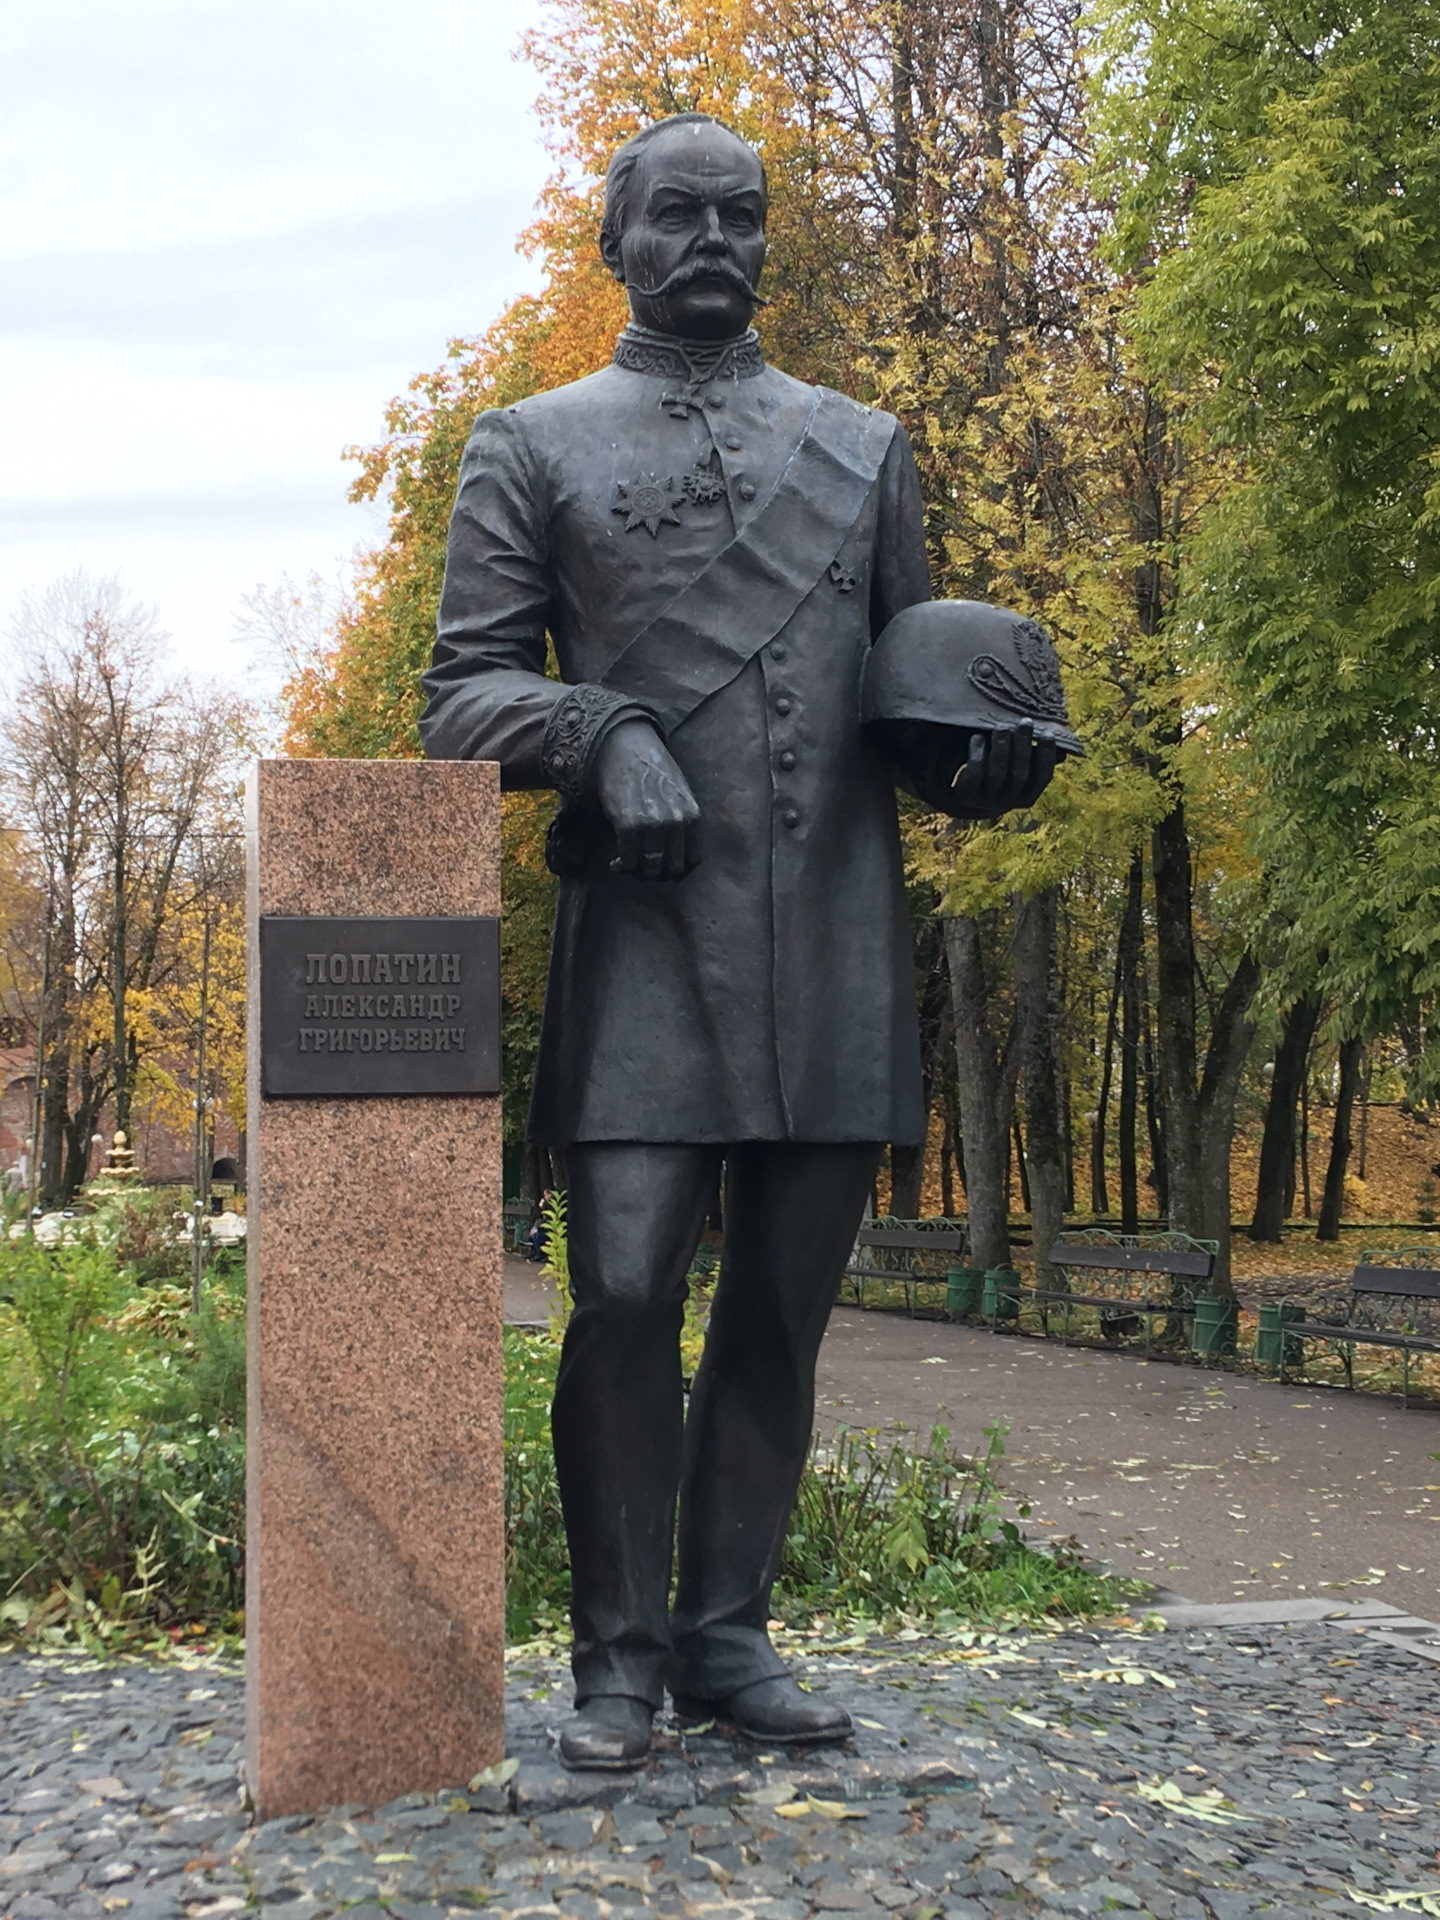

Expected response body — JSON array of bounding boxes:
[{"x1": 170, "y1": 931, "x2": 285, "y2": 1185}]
[{"x1": 6, "y1": 1621, "x2": 1440, "y2": 1920}]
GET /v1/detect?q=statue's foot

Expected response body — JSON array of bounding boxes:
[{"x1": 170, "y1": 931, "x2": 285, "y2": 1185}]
[
  {"x1": 558, "y1": 1694, "x2": 654, "y2": 1771},
  {"x1": 673, "y1": 1675, "x2": 853, "y2": 1745}
]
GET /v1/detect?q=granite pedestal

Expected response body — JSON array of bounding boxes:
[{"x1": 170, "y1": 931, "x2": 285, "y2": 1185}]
[{"x1": 245, "y1": 758, "x2": 504, "y2": 1818}]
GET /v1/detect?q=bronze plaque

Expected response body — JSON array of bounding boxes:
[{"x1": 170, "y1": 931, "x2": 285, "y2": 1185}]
[{"x1": 260, "y1": 915, "x2": 501, "y2": 1098}]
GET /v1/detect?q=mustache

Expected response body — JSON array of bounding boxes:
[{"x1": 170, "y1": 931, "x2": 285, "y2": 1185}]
[{"x1": 628, "y1": 254, "x2": 768, "y2": 306}]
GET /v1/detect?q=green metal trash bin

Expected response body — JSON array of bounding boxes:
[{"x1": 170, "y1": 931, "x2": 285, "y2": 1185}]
[
  {"x1": 1192, "y1": 1293, "x2": 1239, "y2": 1359},
  {"x1": 1254, "y1": 1301, "x2": 1303, "y2": 1370},
  {"x1": 947, "y1": 1265, "x2": 983, "y2": 1317},
  {"x1": 983, "y1": 1267, "x2": 1021, "y2": 1323}
]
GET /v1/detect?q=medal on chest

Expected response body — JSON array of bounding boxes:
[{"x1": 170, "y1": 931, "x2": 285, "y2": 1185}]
[{"x1": 613, "y1": 452, "x2": 727, "y2": 535}]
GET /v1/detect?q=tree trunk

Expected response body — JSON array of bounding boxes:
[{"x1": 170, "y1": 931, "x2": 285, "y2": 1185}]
[
  {"x1": 944, "y1": 914, "x2": 1015, "y2": 1270},
  {"x1": 1118, "y1": 851, "x2": 1145, "y2": 1233},
  {"x1": 1150, "y1": 799, "x2": 1260, "y2": 1289},
  {"x1": 890, "y1": 918, "x2": 951, "y2": 1219},
  {"x1": 112, "y1": 840, "x2": 130, "y2": 1135},
  {"x1": 1196, "y1": 951, "x2": 1262, "y2": 1292},
  {"x1": 1249, "y1": 994, "x2": 1322, "y2": 1241},
  {"x1": 1151, "y1": 801, "x2": 1203, "y2": 1232},
  {"x1": 1140, "y1": 951, "x2": 1167, "y2": 1218},
  {"x1": 1062, "y1": 1067, "x2": 1075, "y2": 1213},
  {"x1": 61, "y1": 1049, "x2": 106, "y2": 1205},
  {"x1": 1092, "y1": 913, "x2": 1123, "y2": 1215},
  {"x1": 40, "y1": 1036, "x2": 69, "y2": 1210},
  {"x1": 1317, "y1": 1036, "x2": 1365, "y2": 1241},
  {"x1": 890, "y1": 1142, "x2": 925, "y2": 1219},
  {"x1": 1015, "y1": 887, "x2": 1065, "y2": 1285}
]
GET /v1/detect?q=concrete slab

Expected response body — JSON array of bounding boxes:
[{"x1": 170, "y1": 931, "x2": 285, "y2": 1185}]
[{"x1": 1151, "y1": 1596, "x2": 1406, "y2": 1627}]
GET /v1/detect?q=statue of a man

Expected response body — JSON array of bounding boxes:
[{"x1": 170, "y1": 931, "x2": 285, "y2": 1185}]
[{"x1": 421, "y1": 113, "x2": 1055, "y2": 1768}]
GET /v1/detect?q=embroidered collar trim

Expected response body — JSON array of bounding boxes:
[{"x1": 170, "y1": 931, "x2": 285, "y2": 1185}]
[{"x1": 612, "y1": 324, "x2": 764, "y2": 384}]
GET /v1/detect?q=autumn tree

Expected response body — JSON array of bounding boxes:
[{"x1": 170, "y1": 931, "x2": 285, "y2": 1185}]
[
  {"x1": 1, "y1": 575, "x2": 253, "y2": 1205},
  {"x1": 282, "y1": 0, "x2": 1276, "y2": 1268}
]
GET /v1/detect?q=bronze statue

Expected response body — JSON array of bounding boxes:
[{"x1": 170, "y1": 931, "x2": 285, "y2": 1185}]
[{"x1": 422, "y1": 113, "x2": 1061, "y2": 1768}]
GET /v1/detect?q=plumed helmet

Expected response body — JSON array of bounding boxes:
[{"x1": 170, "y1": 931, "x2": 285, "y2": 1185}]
[{"x1": 861, "y1": 600, "x2": 1083, "y2": 758}]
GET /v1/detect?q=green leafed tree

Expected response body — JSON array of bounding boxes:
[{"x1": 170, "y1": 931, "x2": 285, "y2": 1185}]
[{"x1": 1102, "y1": 0, "x2": 1440, "y2": 1155}]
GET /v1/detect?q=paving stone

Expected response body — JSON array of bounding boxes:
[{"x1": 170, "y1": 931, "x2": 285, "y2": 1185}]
[
  {"x1": 611, "y1": 1803, "x2": 667, "y2": 1848},
  {"x1": 534, "y1": 1809, "x2": 603, "y2": 1850},
  {"x1": 1200, "y1": 1896, "x2": 1257, "y2": 1920},
  {"x1": 90, "y1": 1860, "x2": 140, "y2": 1885}
]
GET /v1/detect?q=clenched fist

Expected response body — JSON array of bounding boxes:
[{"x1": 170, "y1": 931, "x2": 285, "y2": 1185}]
[{"x1": 595, "y1": 718, "x2": 702, "y2": 879}]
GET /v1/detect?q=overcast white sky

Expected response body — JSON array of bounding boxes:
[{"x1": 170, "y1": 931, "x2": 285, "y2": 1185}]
[{"x1": 0, "y1": 0, "x2": 551, "y2": 688}]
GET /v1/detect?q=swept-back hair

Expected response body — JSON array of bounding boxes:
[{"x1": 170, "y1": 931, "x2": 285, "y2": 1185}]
[{"x1": 600, "y1": 114, "x2": 767, "y2": 254}]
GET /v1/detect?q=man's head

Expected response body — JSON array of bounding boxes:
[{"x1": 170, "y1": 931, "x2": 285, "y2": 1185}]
[{"x1": 600, "y1": 115, "x2": 767, "y2": 342}]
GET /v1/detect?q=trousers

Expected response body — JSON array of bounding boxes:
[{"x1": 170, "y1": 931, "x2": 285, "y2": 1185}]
[{"x1": 552, "y1": 1140, "x2": 880, "y2": 1707}]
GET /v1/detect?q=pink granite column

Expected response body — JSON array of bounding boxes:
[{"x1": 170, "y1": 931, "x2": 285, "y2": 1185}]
[{"x1": 245, "y1": 759, "x2": 504, "y2": 1818}]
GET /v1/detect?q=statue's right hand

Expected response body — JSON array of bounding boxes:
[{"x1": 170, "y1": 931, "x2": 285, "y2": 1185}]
[{"x1": 594, "y1": 719, "x2": 701, "y2": 879}]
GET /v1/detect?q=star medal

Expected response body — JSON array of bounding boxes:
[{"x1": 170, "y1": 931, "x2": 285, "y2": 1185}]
[
  {"x1": 612, "y1": 473, "x2": 686, "y2": 536},
  {"x1": 682, "y1": 455, "x2": 727, "y2": 507},
  {"x1": 829, "y1": 561, "x2": 857, "y2": 593}
]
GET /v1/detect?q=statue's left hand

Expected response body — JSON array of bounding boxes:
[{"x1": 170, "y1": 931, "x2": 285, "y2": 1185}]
[
  {"x1": 884, "y1": 720, "x2": 1058, "y2": 817},
  {"x1": 947, "y1": 726, "x2": 1058, "y2": 818}
]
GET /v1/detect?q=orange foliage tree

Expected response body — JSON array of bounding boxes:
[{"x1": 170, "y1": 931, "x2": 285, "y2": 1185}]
[{"x1": 282, "y1": 0, "x2": 1260, "y2": 1253}]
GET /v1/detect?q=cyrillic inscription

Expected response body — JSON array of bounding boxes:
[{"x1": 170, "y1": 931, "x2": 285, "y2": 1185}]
[{"x1": 261, "y1": 916, "x2": 500, "y2": 1097}]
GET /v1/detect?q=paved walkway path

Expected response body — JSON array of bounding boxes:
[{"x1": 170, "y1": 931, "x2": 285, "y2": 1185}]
[
  {"x1": 503, "y1": 1260, "x2": 1440, "y2": 1623},
  {"x1": 6, "y1": 1616, "x2": 1440, "y2": 1920},
  {"x1": 814, "y1": 1307, "x2": 1440, "y2": 1623}
]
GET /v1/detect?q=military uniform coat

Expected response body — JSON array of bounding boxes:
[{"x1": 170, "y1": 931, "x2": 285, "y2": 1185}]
[{"x1": 420, "y1": 332, "x2": 932, "y2": 1147}]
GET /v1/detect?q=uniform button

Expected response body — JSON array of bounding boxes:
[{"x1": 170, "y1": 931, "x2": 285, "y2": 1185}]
[
  {"x1": 770, "y1": 642, "x2": 787, "y2": 661},
  {"x1": 707, "y1": 392, "x2": 725, "y2": 409},
  {"x1": 775, "y1": 697, "x2": 792, "y2": 715},
  {"x1": 783, "y1": 809, "x2": 800, "y2": 828},
  {"x1": 738, "y1": 480, "x2": 757, "y2": 501},
  {"x1": 724, "y1": 433, "x2": 742, "y2": 450},
  {"x1": 779, "y1": 750, "x2": 797, "y2": 770}
]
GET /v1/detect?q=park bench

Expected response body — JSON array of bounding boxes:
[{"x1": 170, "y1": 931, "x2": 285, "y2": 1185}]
[
  {"x1": 1278, "y1": 1250, "x2": 1440, "y2": 1408},
  {"x1": 843, "y1": 1218, "x2": 969, "y2": 1315},
  {"x1": 1027, "y1": 1230, "x2": 1218, "y2": 1352},
  {"x1": 502, "y1": 1202, "x2": 532, "y2": 1251}
]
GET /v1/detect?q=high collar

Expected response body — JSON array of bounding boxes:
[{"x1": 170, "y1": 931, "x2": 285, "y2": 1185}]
[{"x1": 612, "y1": 322, "x2": 765, "y2": 386}]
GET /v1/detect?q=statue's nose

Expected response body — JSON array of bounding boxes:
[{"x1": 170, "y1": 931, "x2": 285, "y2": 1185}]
[{"x1": 696, "y1": 205, "x2": 727, "y2": 251}]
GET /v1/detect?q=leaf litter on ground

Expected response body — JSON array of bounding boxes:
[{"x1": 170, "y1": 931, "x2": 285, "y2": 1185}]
[{"x1": 1136, "y1": 1778, "x2": 1248, "y2": 1824}]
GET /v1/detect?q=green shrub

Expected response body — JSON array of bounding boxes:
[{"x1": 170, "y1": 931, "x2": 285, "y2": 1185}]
[
  {"x1": 500, "y1": 1322, "x2": 1135, "y2": 1643},
  {"x1": 778, "y1": 1420, "x2": 1126, "y2": 1628},
  {"x1": 0, "y1": 1224, "x2": 245, "y2": 1650}
]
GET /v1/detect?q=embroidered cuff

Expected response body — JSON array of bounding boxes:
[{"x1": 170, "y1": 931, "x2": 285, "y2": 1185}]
[{"x1": 540, "y1": 684, "x2": 658, "y2": 801}]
